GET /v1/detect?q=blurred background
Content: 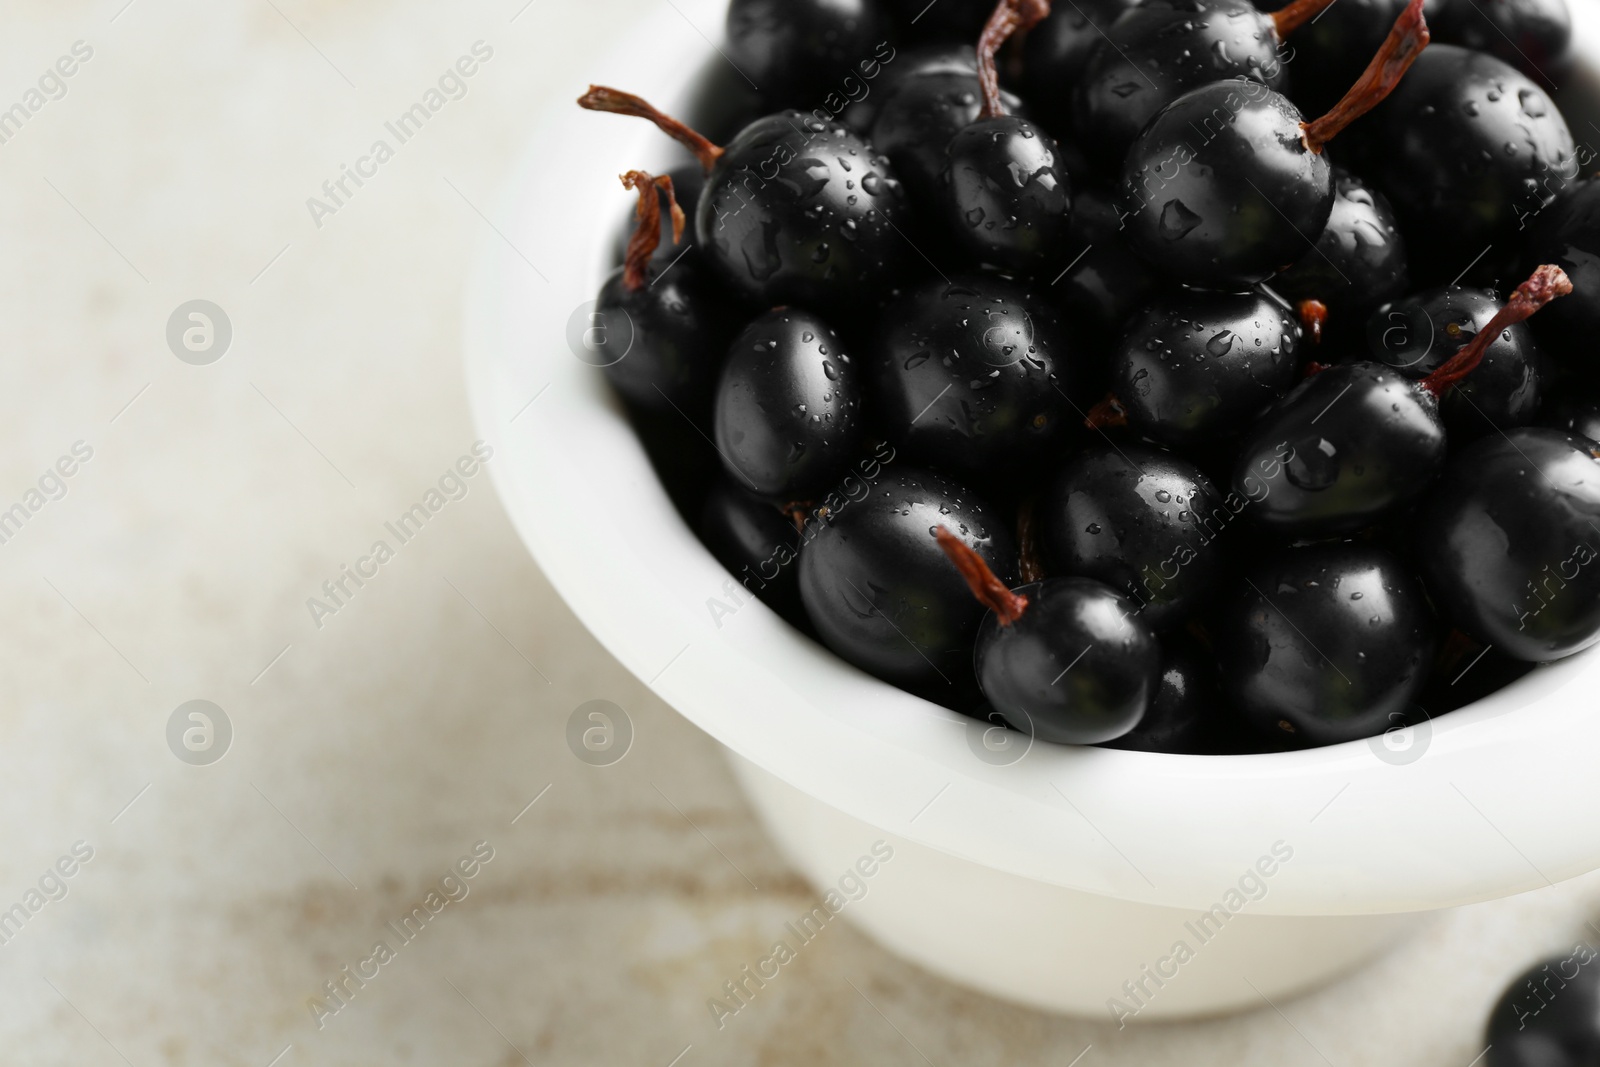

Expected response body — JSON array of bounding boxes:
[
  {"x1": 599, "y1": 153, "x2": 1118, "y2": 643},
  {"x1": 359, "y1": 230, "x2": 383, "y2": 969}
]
[{"x1": 3, "y1": 1, "x2": 1599, "y2": 1064}]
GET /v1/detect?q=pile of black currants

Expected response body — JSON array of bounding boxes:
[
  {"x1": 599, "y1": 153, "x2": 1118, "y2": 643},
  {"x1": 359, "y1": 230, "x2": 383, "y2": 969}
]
[{"x1": 577, "y1": 0, "x2": 1598, "y2": 754}]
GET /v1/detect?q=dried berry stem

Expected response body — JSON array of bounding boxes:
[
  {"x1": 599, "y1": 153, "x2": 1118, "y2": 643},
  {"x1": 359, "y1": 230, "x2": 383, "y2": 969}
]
[
  {"x1": 1298, "y1": 299, "x2": 1328, "y2": 346},
  {"x1": 977, "y1": 0, "x2": 1052, "y2": 120},
  {"x1": 1084, "y1": 392, "x2": 1129, "y2": 430},
  {"x1": 1421, "y1": 264, "x2": 1573, "y2": 396},
  {"x1": 1271, "y1": 0, "x2": 1341, "y2": 40},
  {"x1": 1016, "y1": 499, "x2": 1045, "y2": 584},
  {"x1": 619, "y1": 170, "x2": 685, "y2": 291},
  {"x1": 1300, "y1": 0, "x2": 1429, "y2": 154},
  {"x1": 577, "y1": 86, "x2": 725, "y2": 172},
  {"x1": 934, "y1": 528, "x2": 1029, "y2": 626}
]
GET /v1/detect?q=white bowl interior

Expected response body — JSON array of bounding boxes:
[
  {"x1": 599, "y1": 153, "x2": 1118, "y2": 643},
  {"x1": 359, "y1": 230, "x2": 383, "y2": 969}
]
[{"x1": 466, "y1": 0, "x2": 1600, "y2": 916}]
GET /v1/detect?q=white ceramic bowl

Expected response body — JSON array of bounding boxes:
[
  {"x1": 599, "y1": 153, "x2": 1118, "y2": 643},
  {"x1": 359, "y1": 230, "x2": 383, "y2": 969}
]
[{"x1": 467, "y1": 0, "x2": 1600, "y2": 1019}]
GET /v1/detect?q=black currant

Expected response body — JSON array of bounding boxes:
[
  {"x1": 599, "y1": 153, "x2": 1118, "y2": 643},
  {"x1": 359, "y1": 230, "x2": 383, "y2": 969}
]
[
  {"x1": 1037, "y1": 443, "x2": 1230, "y2": 630},
  {"x1": 1484, "y1": 947, "x2": 1600, "y2": 1067},
  {"x1": 798, "y1": 467, "x2": 1017, "y2": 698},
  {"x1": 1415, "y1": 427, "x2": 1600, "y2": 662},
  {"x1": 873, "y1": 273, "x2": 1075, "y2": 483},
  {"x1": 714, "y1": 308, "x2": 865, "y2": 502},
  {"x1": 936, "y1": 529, "x2": 1158, "y2": 745},
  {"x1": 1232, "y1": 265, "x2": 1572, "y2": 537},
  {"x1": 942, "y1": 115, "x2": 1072, "y2": 272},
  {"x1": 1367, "y1": 282, "x2": 1548, "y2": 439},
  {"x1": 725, "y1": 0, "x2": 896, "y2": 104},
  {"x1": 840, "y1": 43, "x2": 973, "y2": 134},
  {"x1": 938, "y1": 0, "x2": 1073, "y2": 273},
  {"x1": 871, "y1": 66, "x2": 1024, "y2": 212},
  {"x1": 1273, "y1": 169, "x2": 1409, "y2": 342},
  {"x1": 1111, "y1": 286, "x2": 1302, "y2": 449},
  {"x1": 1231, "y1": 362, "x2": 1446, "y2": 536},
  {"x1": 1075, "y1": 0, "x2": 1341, "y2": 169},
  {"x1": 1118, "y1": 0, "x2": 1430, "y2": 288},
  {"x1": 594, "y1": 170, "x2": 737, "y2": 415},
  {"x1": 1215, "y1": 541, "x2": 1439, "y2": 745},
  {"x1": 579, "y1": 87, "x2": 910, "y2": 311},
  {"x1": 1362, "y1": 44, "x2": 1575, "y2": 284}
]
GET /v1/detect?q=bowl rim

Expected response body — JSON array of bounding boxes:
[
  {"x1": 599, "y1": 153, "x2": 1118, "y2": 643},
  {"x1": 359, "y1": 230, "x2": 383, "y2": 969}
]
[{"x1": 465, "y1": 0, "x2": 1600, "y2": 916}]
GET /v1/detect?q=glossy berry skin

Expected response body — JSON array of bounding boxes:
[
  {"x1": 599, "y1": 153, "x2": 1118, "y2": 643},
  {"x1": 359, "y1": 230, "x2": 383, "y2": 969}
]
[
  {"x1": 977, "y1": 578, "x2": 1159, "y2": 745},
  {"x1": 873, "y1": 275, "x2": 1074, "y2": 482},
  {"x1": 1103, "y1": 633, "x2": 1229, "y2": 753},
  {"x1": 1367, "y1": 285, "x2": 1547, "y2": 439},
  {"x1": 1120, "y1": 79, "x2": 1333, "y2": 289},
  {"x1": 1022, "y1": 0, "x2": 1143, "y2": 138},
  {"x1": 872, "y1": 71, "x2": 1024, "y2": 211},
  {"x1": 1484, "y1": 947, "x2": 1600, "y2": 1067},
  {"x1": 725, "y1": 0, "x2": 894, "y2": 103},
  {"x1": 1076, "y1": 0, "x2": 1288, "y2": 170},
  {"x1": 942, "y1": 116, "x2": 1073, "y2": 273},
  {"x1": 1521, "y1": 178, "x2": 1600, "y2": 371},
  {"x1": 799, "y1": 467, "x2": 1017, "y2": 697},
  {"x1": 698, "y1": 475, "x2": 807, "y2": 626},
  {"x1": 714, "y1": 309, "x2": 864, "y2": 501},
  {"x1": 1215, "y1": 542, "x2": 1438, "y2": 746},
  {"x1": 1364, "y1": 46, "x2": 1575, "y2": 283},
  {"x1": 840, "y1": 44, "x2": 973, "y2": 134},
  {"x1": 1113, "y1": 286, "x2": 1302, "y2": 449},
  {"x1": 1545, "y1": 396, "x2": 1600, "y2": 443},
  {"x1": 1232, "y1": 363, "x2": 1446, "y2": 537},
  {"x1": 1273, "y1": 169, "x2": 1409, "y2": 332},
  {"x1": 695, "y1": 112, "x2": 909, "y2": 310},
  {"x1": 1052, "y1": 186, "x2": 1162, "y2": 348},
  {"x1": 1038, "y1": 444, "x2": 1230, "y2": 630},
  {"x1": 1434, "y1": 0, "x2": 1572, "y2": 83},
  {"x1": 594, "y1": 256, "x2": 737, "y2": 416},
  {"x1": 1414, "y1": 429, "x2": 1600, "y2": 662}
]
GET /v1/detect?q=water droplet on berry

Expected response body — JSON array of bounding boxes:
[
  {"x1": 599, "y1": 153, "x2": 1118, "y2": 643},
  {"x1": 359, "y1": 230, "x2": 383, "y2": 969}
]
[{"x1": 1159, "y1": 199, "x2": 1203, "y2": 241}]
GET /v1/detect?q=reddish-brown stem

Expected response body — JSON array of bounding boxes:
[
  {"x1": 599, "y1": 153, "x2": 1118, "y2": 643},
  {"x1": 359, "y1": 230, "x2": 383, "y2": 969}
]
[
  {"x1": 1421, "y1": 264, "x2": 1573, "y2": 396},
  {"x1": 1271, "y1": 0, "x2": 1341, "y2": 40},
  {"x1": 934, "y1": 528, "x2": 1029, "y2": 626},
  {"x1": 783, "y1": 502, "x2": 815, "y2": 534},
  {"x1": 577, "y1": 86, "x2": 725, "y2": 172},
  {"x1": 1298, "y1": 299, "x2": 1328, "y2": 346},
  {"x1": 977, "y1": 0, "x2": 1052, "y2": 120},
  {"x1": 1300, "y1": 0, "x2": 1429, "y2": 154},
  {"x1": 619, "y1": 170, "x2": 685, "y2": 291},
  {"x1": 1303, "y1": 360, "x2": 1329, "y2": 378},
  {"x1": 1084, "y1": 392, "x2": 1128, "y2": 430},
  {"x1": 1016, "y1": 499, "x2": 1045, "y2": 584}
]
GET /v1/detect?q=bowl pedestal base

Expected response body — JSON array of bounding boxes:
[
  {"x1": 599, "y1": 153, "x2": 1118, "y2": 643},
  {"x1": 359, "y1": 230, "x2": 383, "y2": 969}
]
[{"x1": 729, "y1": 753, "x2": 1420, "y2": 1020}]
